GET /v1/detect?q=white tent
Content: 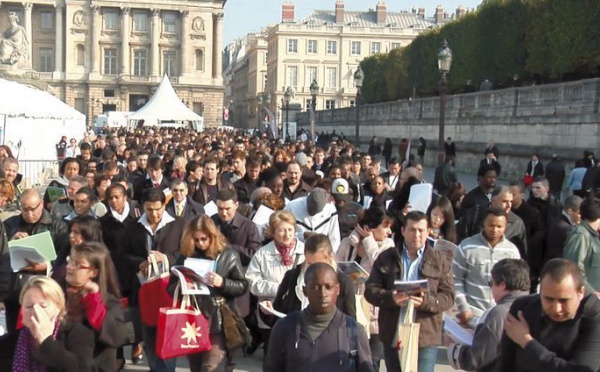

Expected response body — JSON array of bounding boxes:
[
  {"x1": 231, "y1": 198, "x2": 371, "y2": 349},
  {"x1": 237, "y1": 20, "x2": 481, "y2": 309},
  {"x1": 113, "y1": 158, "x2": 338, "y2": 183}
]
[
  {"x1": 0, "y1": 77, "x2": 86, "y2": 161},
  {"x1": 128, "y1": 75, "x2": 204, "y2": 131}
]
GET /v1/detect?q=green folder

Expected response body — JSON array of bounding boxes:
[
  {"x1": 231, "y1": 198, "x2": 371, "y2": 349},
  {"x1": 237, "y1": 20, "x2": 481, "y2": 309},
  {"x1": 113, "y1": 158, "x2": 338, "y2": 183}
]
[
  {"x1": 46, "y1": 186, "x2": 66, "y2": 203},
  {"x1": 8, "y1": 231, "x2": 57, "y2": 272}
]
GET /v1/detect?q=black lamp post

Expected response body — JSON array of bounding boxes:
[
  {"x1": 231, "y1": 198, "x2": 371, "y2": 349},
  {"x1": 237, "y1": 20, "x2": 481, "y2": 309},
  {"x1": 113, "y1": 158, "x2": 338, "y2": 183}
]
[
  {"x1": 256, "y1": 93, "x2": 262, "y2": 131},
  {"x1": 310, "y1": 79, "x2": 319, "y2": 142},
  {"x1": 437, "y1": 39, "x2": 452, "y2": 167},
  {"x1": 283, "y1": 86, "x2": 293, "y2": 142},
  {"x1": 354, "y1": 66, "x2": 364, "y2": 146}
]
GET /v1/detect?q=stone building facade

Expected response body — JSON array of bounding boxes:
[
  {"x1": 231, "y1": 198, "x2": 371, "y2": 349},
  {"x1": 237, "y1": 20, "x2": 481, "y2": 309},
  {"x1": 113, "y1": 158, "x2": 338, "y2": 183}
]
[{"x1": 0, "y1": 0, "x2": 225, "y2": 127}]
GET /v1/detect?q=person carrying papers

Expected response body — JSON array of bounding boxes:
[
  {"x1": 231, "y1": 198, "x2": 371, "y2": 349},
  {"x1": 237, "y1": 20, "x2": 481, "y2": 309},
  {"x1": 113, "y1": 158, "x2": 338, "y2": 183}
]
[{"x1": 445, "y1": 259, "x2": 529, "y2": 372}]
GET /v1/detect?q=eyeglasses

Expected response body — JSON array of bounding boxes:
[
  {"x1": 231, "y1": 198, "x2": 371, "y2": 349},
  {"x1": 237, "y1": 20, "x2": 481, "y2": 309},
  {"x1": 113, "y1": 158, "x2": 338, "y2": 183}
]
[
  {"x1": 66, "y1": 256, "x2": 93, "y2": 270},
  {"x1": 22, "y1": 201, "x2": 42, "y2": 212},
  {"x1": 172, "y1": 189, "x2": 186, "y2": 193}
]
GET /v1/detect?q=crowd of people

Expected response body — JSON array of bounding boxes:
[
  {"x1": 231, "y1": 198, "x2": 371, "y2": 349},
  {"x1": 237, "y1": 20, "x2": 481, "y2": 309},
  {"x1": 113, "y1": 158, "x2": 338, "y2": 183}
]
[{"x1": 0, "y1": 127, "x2": 598, "y2": 372}]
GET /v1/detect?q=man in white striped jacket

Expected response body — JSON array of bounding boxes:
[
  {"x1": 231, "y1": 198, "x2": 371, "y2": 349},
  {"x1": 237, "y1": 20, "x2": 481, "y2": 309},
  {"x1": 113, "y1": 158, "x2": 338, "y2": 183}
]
[{"x1": 453, "y1": 207, "x2": 521, "y2": 326}]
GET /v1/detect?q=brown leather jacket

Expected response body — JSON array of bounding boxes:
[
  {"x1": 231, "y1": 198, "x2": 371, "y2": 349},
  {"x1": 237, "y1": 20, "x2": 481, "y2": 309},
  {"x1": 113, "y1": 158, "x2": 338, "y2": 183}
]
[
  {"x1": 365, "y1": 245, "x2": 455, "y2": 348},
  {"x1": 192, "y1": 177, "x2": 234, "y2": 205}
]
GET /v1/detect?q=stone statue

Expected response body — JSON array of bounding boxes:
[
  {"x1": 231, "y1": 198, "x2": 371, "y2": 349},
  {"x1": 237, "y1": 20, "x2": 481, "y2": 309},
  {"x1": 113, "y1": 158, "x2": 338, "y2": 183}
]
[{"x1": 0, "y1": 12, "x2": 29, "y2": 65}]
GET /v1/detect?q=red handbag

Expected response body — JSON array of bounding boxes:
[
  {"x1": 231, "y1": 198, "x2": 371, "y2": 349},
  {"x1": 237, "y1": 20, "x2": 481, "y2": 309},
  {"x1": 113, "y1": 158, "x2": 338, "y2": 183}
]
[
  {"x1": 139, "y1": 253, "x2": 172, "y2": 327},
  {"x1": 156, "y1": 286, "x2": 212, "y2": 359},
  {"x1": 522, "y1": 175, "x2": 534, "y2": 187}
]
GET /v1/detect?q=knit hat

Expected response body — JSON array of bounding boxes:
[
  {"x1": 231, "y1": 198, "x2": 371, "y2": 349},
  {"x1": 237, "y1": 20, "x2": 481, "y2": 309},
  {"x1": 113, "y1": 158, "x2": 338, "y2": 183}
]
[{"x1": 307, "y1": 188, "x2": 328, "y2": 216}]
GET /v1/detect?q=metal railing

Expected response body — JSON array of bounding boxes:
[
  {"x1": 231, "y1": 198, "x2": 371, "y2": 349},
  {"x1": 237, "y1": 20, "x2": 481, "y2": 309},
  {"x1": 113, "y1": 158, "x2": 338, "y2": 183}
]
[{"x1": 18, "y1": 160, "x2": 60, "y2": 188}]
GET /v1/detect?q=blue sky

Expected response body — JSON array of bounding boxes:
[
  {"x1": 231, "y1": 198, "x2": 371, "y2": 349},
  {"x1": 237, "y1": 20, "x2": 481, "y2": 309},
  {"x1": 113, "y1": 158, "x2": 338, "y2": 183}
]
[{"x1": 223, "y1": 0, "x2": 483, "y2": 45}]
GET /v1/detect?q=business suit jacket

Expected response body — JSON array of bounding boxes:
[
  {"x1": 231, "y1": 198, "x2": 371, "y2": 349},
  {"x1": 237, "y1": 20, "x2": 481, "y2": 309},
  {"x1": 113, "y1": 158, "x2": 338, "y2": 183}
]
[
  {"x1": 191, "y1": 177, "x2": 234, "y2": 205},
  {"x1": 480, "y1": 158, "x2": 502, "y2": 176},
  {"x1": 133, "y1": 176, "x2": 170, "y2": 203},
  {"x1": 212, "y1": 213, "x2": 261, "y2": 267},
  {"x1": 165, "y1": 196, "x2": 205, "y2": 221}
]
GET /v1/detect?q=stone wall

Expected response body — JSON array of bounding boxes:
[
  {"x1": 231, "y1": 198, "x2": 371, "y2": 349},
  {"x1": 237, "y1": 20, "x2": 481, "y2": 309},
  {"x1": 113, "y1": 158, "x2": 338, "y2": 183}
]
[{"x1": 297, "y1": 78, "x2": 600, "y2": 180}]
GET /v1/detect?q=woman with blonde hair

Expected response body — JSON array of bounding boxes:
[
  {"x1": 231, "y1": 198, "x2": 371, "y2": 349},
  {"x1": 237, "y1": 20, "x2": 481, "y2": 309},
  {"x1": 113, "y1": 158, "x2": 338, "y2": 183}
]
[
  {"x1": 0, "y1": 276, "x2": 95, "y2": 371},
  {"x1": 0, "y1": 178, "x2": 19, "y2": 220},
  {"x1": 169, "y1": 215, "x2": 248, "y2": 372},
  {"x1": 245, "y1": 210, "x2": 305, "y2": 355}
]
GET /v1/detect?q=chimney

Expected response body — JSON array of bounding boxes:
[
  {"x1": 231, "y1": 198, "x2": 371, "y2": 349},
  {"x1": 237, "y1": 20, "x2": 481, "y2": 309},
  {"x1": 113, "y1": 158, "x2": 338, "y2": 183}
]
[
  {"x1": 335, "y1": 0, "x2": 344, "y2": 24},
  {"x1": 456, "y1": 5, "x2": 465, "y2": 19},
  {"x1": 418, "y1": 7, "x2": 425, "y2": 19},
  {"x1": 376, "y1": 2, "x2": 387, "y2": 24},
  {"x1": 282, "y1": 2, "x2": 295, "y2": 23},
  {"x1": 435, "y1": 5, "x2": 444, "y2": 24}
]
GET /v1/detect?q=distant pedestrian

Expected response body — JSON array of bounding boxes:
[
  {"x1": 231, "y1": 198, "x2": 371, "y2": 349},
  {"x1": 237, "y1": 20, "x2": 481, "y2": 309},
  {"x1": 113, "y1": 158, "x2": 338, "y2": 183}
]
[
  {"x1": 444, "y1": 137, "x2": 456, "y2": 163},
  {"x1": 567, "y1": 160, "x2": 587, "y2": 197},
  {"x1": 417, "y1": 137, "x2": 427, "y2": 164},
  {"x1": 484, "y1": 139, "x2": 499, "y2": 160},
  {"x1": 382, "y1": 138, "x2": 393, "y2": 167}
]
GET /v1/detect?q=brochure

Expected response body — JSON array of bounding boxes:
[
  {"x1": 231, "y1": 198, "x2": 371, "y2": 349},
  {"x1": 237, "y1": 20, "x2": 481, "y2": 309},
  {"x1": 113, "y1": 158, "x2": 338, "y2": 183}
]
[
  {"x1": 434, "y1": 239, "x2": 458, "y2": 254},
  {"x1": 8, "y1": 231, "x2": 56, "y2": 272},
  {"x1": 204, "y1": 200, "x2": 218, "y2": 217},
  {"x1": 443, "y1": 313, "x2": 474, "y2": 346},
  {"x1": 259, "y1": 302, "x2": 286, "y2": 318},
  {"x1": 337, "y1": 261, "x2": 370, "y2": 284},
  {"x1": 46, "y1": 186, "x2": 66, "y2": 203},
  {"x1": 252, "y1": 205, "x2": 275, "y2": 226},
  {"x1": 171, "y1": 266, "x2": 211, "y2": 295},
  {"x1": 394, "y1": 279, "x2": 429, "y2": 295}
]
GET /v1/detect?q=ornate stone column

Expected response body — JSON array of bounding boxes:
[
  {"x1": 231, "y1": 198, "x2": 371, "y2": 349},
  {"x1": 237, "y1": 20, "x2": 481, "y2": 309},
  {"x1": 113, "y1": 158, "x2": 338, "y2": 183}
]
[
  {"x1": 151, "y1": 8, "x2": 160, "y2": 77},
  {"x1": 180, "y1": 10, "x2": 189, "y2": 76},
  {"x1": 120, "y1": 7, "x2": 130, "y2": 75},
  {"x1": 91, "y1": 5, "x2": 101, "y2": 73},
  {"x1": 212, "y1": 12, "x2": 223, "y2": 79},
  {"x1": 54, "y1": 4, "x2": 64, "y2": 73},
  {"x1": 22, "y1": 2, "x2": 32, "y2": 66}
]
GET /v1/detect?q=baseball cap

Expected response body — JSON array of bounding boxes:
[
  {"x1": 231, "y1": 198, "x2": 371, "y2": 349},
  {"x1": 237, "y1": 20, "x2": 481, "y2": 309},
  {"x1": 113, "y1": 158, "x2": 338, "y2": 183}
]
[{"x1": 331, "y1": 178, "x2": 351, "y2": 202}]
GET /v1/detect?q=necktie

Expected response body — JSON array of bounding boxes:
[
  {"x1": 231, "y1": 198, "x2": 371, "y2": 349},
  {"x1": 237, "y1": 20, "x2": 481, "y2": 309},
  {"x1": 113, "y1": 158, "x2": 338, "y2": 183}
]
[{"x1": 176, "y1": 203, "x2": 183, "y2": 217}]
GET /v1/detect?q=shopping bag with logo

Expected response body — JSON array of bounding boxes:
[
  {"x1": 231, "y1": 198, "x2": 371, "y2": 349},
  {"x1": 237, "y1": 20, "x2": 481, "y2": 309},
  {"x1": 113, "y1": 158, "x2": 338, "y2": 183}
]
[
  {"x1": 139, "y1": 253, "x2": 172, "y2": 326},
  {"x1": 395, "y1": 300, "x2": 420, "y2": 372},
  {"x1": 156, "y1": 286, "x2": 212, "y2": 359}
]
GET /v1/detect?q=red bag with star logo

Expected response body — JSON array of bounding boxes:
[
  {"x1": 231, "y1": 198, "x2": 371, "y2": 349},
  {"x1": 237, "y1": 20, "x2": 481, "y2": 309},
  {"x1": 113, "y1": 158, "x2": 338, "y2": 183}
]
[{"x1": 156, "y1": 287, "x2": 212, "y2": 359}]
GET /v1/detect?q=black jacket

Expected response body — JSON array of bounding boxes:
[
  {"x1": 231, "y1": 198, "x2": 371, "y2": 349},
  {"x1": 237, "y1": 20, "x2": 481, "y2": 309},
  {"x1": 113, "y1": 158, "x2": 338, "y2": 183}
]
[
  {"x1": 525, "y1": 161, "x2": 544, "y2": 178},
  {"x1": 544, "y1": 213, "x2": 575, "y2": 265},
  {"x1": 479, "y1": 158, "x2": 502, "y2": 176},
  {"x1": 191, "y1": 178, "x2": 235, "y2": 206},
  {"x1": 282, "y1": 181, "x2": 312, "y2": 201},
  {"x1": 212, "y1": 213, "x2": 261, "y2": 267},
  {"x1": 133, "y1": 176, "x2": 170, "y2": 203},
  {"x1": 234, "y1": 175, "x2": 261, "y2": 204},
  {"x1": 168, "y1": 248, "x2": 248, "y2": 334},
  {"x1": 500, "y1": 294, "x2": 600, "y2": 372},
  {"x1": 165, "y1": 196, "x2": 205, "y2": 221},
  {"x1": 545, "y1": 159, "x2": 566, "y2": 193},
  {"x1": 270, "y1": 265, "x2": 356, "y2": 325}
]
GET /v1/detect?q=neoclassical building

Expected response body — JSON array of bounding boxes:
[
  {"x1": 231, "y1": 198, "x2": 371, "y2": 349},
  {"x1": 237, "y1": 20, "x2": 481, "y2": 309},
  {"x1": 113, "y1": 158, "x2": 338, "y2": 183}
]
[{"x1": 0, "y1": 0, "x2": 225, "y2": 127}]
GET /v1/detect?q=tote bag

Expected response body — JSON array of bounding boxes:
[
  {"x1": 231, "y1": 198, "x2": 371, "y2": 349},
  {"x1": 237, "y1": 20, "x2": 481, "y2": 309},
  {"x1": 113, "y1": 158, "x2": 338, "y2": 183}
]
[
  {"x1": 395, "y1": 300, "x2": 420, "y2": 372},
  {"x1": 139, "y1": 253, "x2": 172, "y2": 326}
]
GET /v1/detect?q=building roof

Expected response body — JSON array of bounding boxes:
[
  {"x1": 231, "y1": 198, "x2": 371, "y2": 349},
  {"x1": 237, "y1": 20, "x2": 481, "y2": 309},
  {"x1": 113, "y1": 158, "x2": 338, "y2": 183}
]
[{"x1": 299, "y1": 10, "x2": 436, "y2": 29}]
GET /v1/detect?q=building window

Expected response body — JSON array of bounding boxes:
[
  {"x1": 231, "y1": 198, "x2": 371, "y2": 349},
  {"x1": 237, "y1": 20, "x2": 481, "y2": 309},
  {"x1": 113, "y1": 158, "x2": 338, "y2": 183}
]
[
  {"x1": 349, "y1": 100, "x2": 356, "y2": 107},
  {"x1": 326, "y1": 67, "x2": 337, "y2": 88},
  {"x1": 39, "y1": 47, "x2": 53, "y2": 72},
  {"x1": 76, "y1": 45, "x2": 85, "y2": 66},
  {"x1": 306, "y1": 98, "x2": 316, "y2": 111},
  {"x1": 104, "y1": 89, "x2": 115, "y2": 97},
  {"x1": 133, "y1": 49, "x2": 147, "y2": 76},
  {"x1": 103, "y1": 48, "x2": 118, "y2": 75},
  {"x1": 327, "y1": 40, "x2": 337, "y2": 54},
  {"x1": 104, "y1": 9, "x2": 118, "y2": 30},
  {"x1": 163, "y1": 12, "x2": 177, "y2": 33},
  {"x1": 287, "y1": 66, "x2": 298, "y2": 87},
  {"x1": 391, "y1": 42, "x2": 401, "y2": 49},
  {"x1": 74, "y1": 98, "x2": 85, "y2": 114},
  {"x1": 371, "y1": 42, "x2": 381, "y2": 55},
  {"x1": 287, "y1": 39, "x2": 297, "y2": 53},
  {"x1": 163, "y1": 50, "x2": 177, "y2": 76},
  {"x1": 40, "y1": 11, "x2": 53, "y2": 30},
  {"x1": 133, "y1": 12, "x2": 148, "y2": 32},
  {"x1": 195, "y1": 49, "x2": 204, "y2": 71},
  {"x1": 307, "y1": 40, "x2": 317, "y2": 54},
  {"x1": 351, "y1": 41, "x2": 361, "y2": 55},
  {"x1": 193, "y1": 102, "x2": 204, "y2": 115},
  {"x1": 325, "y1": 99, "x2": 336, "y2": 110},
  {"x1": 306, "y1": 66, "x2": 317, "y2": 86}
]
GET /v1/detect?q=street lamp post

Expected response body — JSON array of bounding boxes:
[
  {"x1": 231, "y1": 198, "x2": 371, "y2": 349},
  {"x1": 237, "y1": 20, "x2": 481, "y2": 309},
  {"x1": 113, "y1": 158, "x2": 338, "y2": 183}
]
[
  {"x1": 256, "y1": 93, "x2": 263, "y2": 131},
  {"x1": 353, "y1": 66, "x2": 364, "y2": 147},
  {"x1": 437, "y1": 39, "x2": 452, "y2": 167},
  {"x1": 310, "y1": 79, "x2": 319, "y2": 142},
  {"x1": 283, "y1": 86, "x2": 293, "y2": 142}
]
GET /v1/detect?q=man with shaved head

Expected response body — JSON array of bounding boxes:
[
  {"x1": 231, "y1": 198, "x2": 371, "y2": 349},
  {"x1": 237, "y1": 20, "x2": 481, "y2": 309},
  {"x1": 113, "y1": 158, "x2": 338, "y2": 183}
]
[{"x1": 265, "y1": 262, "x2": 374, "y2": 372}]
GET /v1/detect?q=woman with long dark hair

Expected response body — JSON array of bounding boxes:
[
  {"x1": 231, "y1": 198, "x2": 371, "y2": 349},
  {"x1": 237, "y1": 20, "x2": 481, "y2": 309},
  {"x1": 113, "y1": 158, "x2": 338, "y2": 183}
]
[{"x1": 426, "y1": 195, "x2": 457, "y2": 244}]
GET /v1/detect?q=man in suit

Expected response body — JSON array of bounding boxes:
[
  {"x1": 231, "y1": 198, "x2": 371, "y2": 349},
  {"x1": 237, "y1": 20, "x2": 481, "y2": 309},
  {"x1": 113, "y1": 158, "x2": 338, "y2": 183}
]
[
  {"x1": 165, "y1": 179, "x2": 205, "y2": 221},
  {"x1": 380, "y1": 157, "x2": 401, "y2": 191},
  {"x1": 133, "y1": 156, "x2": 169, "y2": 203},
  {"x1": 192, "y1": 156, "x2": 234, "y2": 205}
]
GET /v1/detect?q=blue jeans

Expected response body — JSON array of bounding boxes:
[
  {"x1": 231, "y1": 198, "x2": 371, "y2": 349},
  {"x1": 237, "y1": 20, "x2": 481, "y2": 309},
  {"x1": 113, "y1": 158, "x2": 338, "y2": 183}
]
[
  {"x1": 383, "y1": 345, "x2": 438, "y2": 372},
  {"x1": 142, "y1": 325, "x2": 177, "y2": 372}
]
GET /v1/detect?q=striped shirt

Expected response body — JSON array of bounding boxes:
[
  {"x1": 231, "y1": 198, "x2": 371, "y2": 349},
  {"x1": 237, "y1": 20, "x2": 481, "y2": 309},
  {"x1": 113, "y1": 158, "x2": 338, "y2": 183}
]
[{"x1": 453, "y1": 233, "x2": 520, "y2": 313}]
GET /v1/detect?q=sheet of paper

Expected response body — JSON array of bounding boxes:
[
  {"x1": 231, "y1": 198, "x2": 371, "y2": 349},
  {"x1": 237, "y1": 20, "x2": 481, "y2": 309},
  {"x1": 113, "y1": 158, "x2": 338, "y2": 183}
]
[
  {"x1": 408, "y1": 183, "x2": 433, "y2": 213},
  {"x1": 184, "y1": 257, "x2": 216, "y2": 277},
  {"x1": 171, "y1": 266, "x2": 210, "y2": 295},
  {"x1": 0, "y1": 310, "x2": 6, "y2": 336},
  {"x1": 363, "y1": 195, "x2": 373, "y2": 209},
  {"x1": 443, "y1": 313, "x2": 474, "y2": 346},
  {"x1": 259, "y1": 302, "x2": 286, "y2": 318},
  {"x1": 8, "y1": 231, "x2": 56, "y2": 272},
  {"x1": 252, "y1": 205, "x2": 275, "y2": 226},
  {"x1": 204, "y1": 200, "x2": 218, "y2": 217}
]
